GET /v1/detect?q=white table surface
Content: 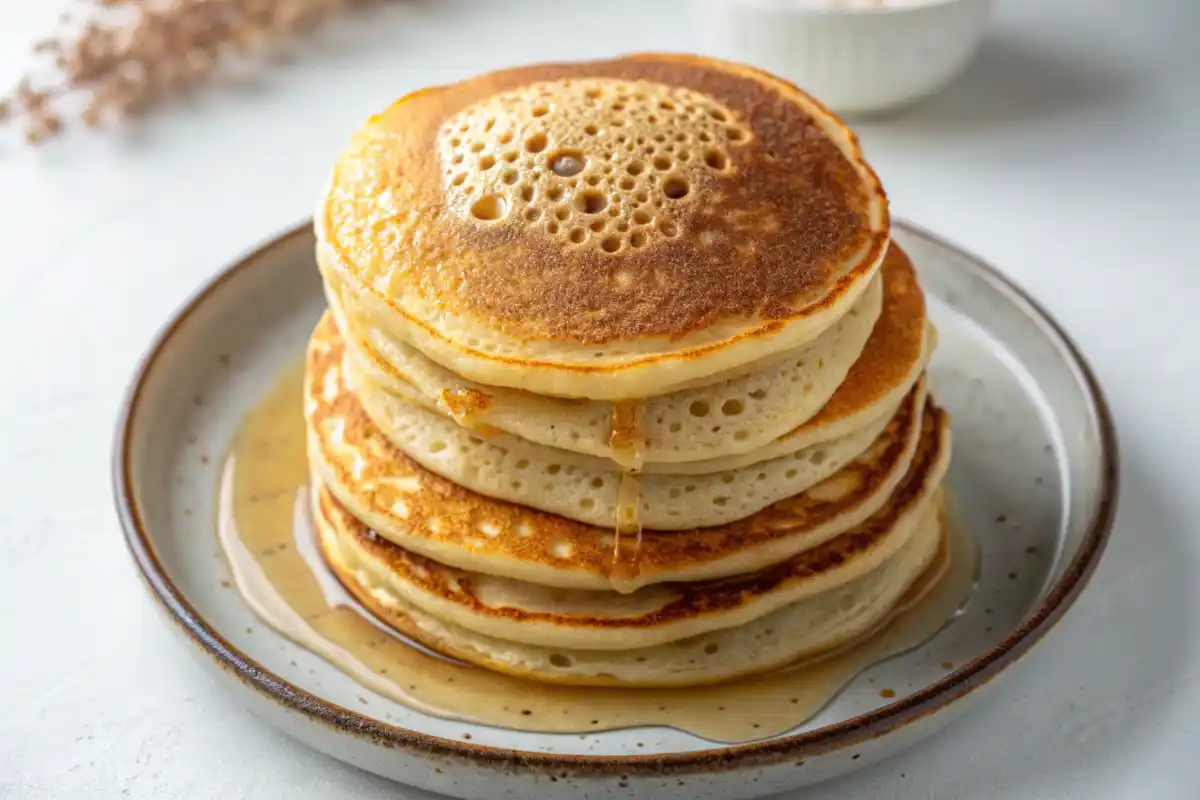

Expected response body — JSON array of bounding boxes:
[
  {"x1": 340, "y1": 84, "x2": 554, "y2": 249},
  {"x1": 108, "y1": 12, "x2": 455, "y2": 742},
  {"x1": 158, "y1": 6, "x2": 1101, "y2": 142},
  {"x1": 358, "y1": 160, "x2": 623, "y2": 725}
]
[{"x1": 1, "y1": 0, "x2": 1197, "y2": 797}]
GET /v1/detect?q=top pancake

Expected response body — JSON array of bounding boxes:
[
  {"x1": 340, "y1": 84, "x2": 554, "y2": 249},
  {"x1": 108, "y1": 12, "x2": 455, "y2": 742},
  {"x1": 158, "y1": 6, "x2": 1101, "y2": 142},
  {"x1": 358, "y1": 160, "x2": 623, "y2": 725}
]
[{"x1": 317, "y1": 53, "x2": 889, "y2": 399}]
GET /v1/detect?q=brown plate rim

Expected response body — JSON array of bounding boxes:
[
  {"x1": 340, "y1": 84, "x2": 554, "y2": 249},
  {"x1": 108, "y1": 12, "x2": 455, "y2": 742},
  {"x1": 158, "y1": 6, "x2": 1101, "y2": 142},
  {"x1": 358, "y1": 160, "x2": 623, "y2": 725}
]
[{"x1": 111, "y1": 218, "x2": 1119, "y2": 778}]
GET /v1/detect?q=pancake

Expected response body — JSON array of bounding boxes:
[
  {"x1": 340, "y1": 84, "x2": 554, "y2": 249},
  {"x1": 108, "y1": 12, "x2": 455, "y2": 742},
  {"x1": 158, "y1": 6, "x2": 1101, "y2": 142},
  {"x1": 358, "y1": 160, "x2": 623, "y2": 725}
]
[
  {"x1": 316, "y1": 53, "x2": 889, "y2": 399},
  {"x1": 756, "y1": 243, "x2": 934, "y2": 455},
  {"x1": 314, "y1": 448, "x2": 939, "y2": 650},
  {"x1": 316, "y1": 487, "x2": 946, "y2": 687},
  {"x1": 334, "y1": 244, "x2": 928, "y2": 470},
  {"x1": 332, "y1": 271, "x2": 883, "y2": 466},
  {"x1": 343, "y1": 347, "x2": 910, "y2": 530},
  {"x1": 304, "y1": 317, "x2": 951, "y2": 591}
]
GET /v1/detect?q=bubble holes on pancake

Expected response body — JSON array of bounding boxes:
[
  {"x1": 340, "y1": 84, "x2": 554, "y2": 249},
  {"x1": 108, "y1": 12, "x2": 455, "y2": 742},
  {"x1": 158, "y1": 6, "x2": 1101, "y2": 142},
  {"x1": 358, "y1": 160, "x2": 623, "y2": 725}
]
[{"x1": 438, "y1": 79, "x2": 751, "y2": 256}]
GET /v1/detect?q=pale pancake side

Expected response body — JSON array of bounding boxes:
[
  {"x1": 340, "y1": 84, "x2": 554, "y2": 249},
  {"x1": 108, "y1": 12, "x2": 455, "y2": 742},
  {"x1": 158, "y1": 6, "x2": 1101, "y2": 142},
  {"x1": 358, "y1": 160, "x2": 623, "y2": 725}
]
[
  {"x1": 343, "y1": 349, "x2": 906, "y2": 530},
  {"x1": 782, "y1": 242, "x2": 933, "y2": 450},
  {"x1": 331, "y1": 243, "x2": 929, "y2": 466},
  {"x1": 317, "y1": 491, "x2": 946, "y2": 687},
  {"x1": 304, "y1": 318, "x2": 950, "y2": 591},
  {"x1": 333, "y1": 272, "x2": 884, "y2": 465}
]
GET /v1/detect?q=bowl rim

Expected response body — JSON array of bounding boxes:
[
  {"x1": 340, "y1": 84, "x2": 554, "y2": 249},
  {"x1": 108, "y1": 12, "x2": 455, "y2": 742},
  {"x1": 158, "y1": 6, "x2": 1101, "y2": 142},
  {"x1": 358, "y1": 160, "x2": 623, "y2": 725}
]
[
  {"x1": 692, "y1": 0, "x2": 990, "y2": 18},
  {"x1": 112, "y1": 218, "x2": 1118, "y2": 778}
]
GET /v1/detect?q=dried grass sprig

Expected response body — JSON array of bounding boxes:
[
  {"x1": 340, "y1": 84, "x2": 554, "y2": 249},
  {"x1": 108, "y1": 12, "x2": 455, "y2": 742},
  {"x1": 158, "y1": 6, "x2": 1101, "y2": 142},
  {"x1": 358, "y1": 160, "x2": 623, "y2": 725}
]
[{"x1": 1, "y1": 0, "x2": 373, "y2": 144}]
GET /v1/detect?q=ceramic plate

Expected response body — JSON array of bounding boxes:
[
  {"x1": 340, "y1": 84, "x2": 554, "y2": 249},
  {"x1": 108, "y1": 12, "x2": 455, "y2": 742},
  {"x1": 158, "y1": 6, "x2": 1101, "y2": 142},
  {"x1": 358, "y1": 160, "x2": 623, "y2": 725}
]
[{"x1": 113, "y1": 220, "x2": 1117, "y2": 799}]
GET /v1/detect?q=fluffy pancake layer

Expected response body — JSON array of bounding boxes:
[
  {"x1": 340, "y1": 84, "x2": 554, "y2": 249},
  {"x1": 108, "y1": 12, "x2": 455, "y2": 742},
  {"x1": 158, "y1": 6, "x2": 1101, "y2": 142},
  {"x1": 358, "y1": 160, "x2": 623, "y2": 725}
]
[
  {"x1": 332, "y1": 244, "x2": 930, "y2": 471},
  {"x1": 316, "y1": 483, "x2": 946, "y2": 686},
  {"x1": 344, "y1": 352, "x2": 906, "y2": 530},
  {"x1": 316, "y1": 53, "x2": 889, "y2": 399},
  {"x1": 333, "y1": 272, "x2": 885, "y2": 467},
  {"x1": 313, "y1": 423, "x2": 942, "y2": 650},
  {"x1": 306, "y1": 315, "x2": 950, "y2": 592}
]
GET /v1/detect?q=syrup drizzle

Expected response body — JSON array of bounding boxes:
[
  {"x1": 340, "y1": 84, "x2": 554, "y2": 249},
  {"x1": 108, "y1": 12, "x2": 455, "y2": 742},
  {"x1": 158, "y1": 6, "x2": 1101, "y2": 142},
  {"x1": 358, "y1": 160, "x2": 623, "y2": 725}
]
[
  {"x1": 441, "y1": 387, "x2": 499, "y2": 435},
  {"x1": 609, "y1": 400, "x2": 645, "y2": 594}
]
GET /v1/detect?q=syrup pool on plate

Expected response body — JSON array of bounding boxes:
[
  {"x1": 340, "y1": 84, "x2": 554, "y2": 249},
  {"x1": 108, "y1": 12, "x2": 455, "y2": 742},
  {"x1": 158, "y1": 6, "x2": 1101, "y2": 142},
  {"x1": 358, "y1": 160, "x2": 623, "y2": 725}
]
[{"x1": 216, "y1": 362, "x2": 977, "y2": 742}]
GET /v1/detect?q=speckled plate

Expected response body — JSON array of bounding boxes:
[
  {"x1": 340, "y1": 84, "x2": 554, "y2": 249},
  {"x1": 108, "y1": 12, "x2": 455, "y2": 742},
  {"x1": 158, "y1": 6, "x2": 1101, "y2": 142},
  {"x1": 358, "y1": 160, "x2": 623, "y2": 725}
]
[{"x1": 113, "y1": 220, "x2": 1117, "y2": 799}]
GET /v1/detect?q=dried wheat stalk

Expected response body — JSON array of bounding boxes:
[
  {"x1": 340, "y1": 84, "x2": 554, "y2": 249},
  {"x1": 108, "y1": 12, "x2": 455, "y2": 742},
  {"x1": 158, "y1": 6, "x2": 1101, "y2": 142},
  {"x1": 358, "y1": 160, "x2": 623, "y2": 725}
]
[{"x1": 1, "y1": 0, "x2": 373, "y2": 144}]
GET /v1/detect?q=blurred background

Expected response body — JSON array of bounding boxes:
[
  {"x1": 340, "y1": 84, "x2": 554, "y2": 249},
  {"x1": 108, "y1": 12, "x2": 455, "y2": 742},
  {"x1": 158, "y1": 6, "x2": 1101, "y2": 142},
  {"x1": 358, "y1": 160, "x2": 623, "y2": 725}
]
[
  {"x1": 1, "y1": 2, "x2": 1198, "y2": 798},
  {"x1": 1, "y1": 0, "x2": 1193, "y2": 299},
  {"x1": 1, "y1": 0, "x2": 1194, "y2": 390}
]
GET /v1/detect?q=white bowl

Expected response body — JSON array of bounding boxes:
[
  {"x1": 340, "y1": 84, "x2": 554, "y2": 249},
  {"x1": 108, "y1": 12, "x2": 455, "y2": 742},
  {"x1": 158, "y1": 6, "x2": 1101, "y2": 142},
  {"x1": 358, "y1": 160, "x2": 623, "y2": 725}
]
[{"x1": 691, "y1": 0, "x2": 992, "y2": 116}]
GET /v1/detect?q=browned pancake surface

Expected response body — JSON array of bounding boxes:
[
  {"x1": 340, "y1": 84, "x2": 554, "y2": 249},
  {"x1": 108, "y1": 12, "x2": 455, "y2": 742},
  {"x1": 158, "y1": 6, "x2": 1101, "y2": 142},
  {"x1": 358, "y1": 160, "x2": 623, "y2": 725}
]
[{"x1": 322, "y1": 54, "x2": 886, "y2": 345}]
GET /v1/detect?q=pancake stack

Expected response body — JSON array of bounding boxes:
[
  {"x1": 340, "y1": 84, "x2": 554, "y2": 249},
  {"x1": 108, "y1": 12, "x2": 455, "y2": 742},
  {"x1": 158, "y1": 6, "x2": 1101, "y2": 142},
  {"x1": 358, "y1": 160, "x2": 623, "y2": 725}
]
[{"x1": 307, "y1": 54, "x2": 951, "y2": 687}]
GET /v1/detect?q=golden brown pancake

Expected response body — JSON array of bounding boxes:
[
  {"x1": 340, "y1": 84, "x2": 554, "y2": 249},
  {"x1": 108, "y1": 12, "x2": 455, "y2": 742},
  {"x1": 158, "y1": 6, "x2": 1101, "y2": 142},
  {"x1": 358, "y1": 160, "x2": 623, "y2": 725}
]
[
  {"x1": 769, "y1": 242, "x2": 934, "y2": 452},
  {"x1": 304, "y1": 315, "x2": 950, "y2": 592},
  {"x1": 317, "y1": 53, "x2": 889, "y2": 399},
  {"x1": 315, "y1": 483, "x2": 947, "y2": 686},
  {"x1": 331, "y1": 273, "x2": 885, "y2": 468},
  {"x1": 342, "y1": 348, "x2": 905, "y2": 530},
  {"x1": 312, "y1": 428, "x2": 940, "y2": 649},
  {"x1": 333, "y1": 244, "x2": 928, "y2": 469}
]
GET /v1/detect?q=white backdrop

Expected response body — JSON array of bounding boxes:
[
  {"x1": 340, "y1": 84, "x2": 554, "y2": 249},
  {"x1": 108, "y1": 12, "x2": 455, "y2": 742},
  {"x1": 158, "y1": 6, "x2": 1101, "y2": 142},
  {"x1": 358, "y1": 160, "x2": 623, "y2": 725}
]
[{"x1": 1, "y1": 1, "x2": 1197, "y2": 797}]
